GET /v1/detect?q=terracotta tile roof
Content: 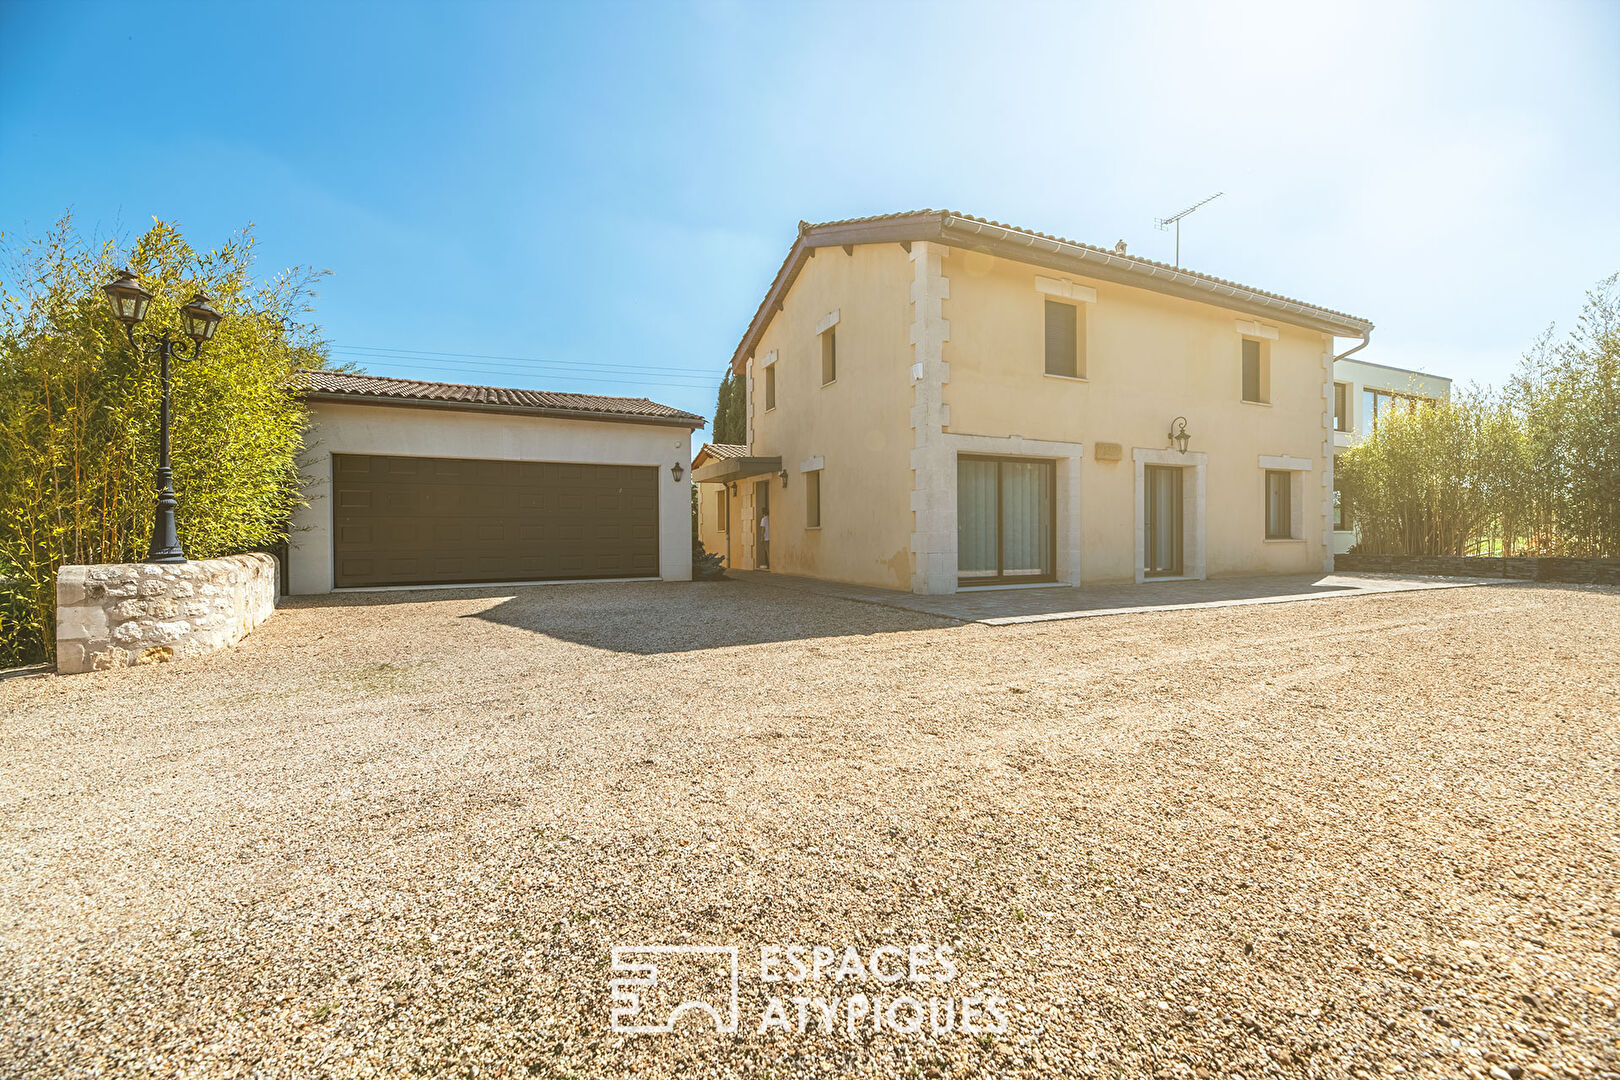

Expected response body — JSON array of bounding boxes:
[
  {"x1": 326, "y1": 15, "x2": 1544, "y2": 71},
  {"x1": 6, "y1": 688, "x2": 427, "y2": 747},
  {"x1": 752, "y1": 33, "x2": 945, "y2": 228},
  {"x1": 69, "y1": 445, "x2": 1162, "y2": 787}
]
[
  {"x1": 298, "y1": 369, "x2": 704, "y2": 426},
  {"x1": 933, "y1": 210, "x2": 1370, "y2": 325},
  {"x1": 696, "y1": 443, "x2": 750, "y2": 459},
  {"x1": 730, "y1": 209, "x2": 1373, "y2": 372}
]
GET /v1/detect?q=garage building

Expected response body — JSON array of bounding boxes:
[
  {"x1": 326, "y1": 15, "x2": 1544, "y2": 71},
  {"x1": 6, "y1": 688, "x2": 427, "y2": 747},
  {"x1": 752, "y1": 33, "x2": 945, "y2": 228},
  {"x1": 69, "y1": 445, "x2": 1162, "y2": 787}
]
[{"x1": 289, "y1": 371, "x2": 703, "y2": 594}]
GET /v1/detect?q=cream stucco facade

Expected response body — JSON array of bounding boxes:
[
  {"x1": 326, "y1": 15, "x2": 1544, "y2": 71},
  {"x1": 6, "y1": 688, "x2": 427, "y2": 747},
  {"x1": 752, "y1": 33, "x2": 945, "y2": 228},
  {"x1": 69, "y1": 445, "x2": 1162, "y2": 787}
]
[
  {"x1": 698, "y1": 211, "x2": 1374, "y2": 596},
  {"x1": 291, "y1": 400, "x2": 695, "y2": 594}
]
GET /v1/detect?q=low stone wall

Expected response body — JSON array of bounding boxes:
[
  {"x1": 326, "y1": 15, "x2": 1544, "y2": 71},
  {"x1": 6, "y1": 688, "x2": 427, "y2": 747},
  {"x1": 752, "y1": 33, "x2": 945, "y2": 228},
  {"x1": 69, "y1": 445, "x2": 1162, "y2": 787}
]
[
  {"x1": 1335, "y1": 553, "x2": 1620, "y2": 585},
  {"x1": 56, "y1": 553, "x2": 279, "y2": 674}
]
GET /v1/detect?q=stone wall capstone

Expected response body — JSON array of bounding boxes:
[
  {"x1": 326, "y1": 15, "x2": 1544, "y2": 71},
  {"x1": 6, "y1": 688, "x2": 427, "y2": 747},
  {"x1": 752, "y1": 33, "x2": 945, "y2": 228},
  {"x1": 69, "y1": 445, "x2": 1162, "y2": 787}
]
[
  {"x1": 1334, "y1": 552, "x2": 1620, "y2": 585},
  {"x1": 55, "y1": 553, "x2": 278, "y2": 674}
]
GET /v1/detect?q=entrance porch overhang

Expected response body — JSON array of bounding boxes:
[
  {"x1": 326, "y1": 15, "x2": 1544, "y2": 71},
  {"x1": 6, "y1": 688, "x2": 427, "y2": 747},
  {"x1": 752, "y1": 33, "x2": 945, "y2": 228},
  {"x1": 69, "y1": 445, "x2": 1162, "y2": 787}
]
[{"x1": 693, "y1": 456, "x2": 783, "y2": 485}]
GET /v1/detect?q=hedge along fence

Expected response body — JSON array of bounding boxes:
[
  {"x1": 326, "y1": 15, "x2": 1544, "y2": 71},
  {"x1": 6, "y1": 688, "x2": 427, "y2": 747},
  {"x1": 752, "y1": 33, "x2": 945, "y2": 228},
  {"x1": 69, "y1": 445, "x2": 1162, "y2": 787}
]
[
  {"x1": 1337, "y1": 273, "x2": 1619, "y2": 559},
  {"x1": 1335, "y1": 553, "x2": 1620, "y2": 585},
  {"x1": 0, "y1": 214, "x2": 328, "y2": 666}
]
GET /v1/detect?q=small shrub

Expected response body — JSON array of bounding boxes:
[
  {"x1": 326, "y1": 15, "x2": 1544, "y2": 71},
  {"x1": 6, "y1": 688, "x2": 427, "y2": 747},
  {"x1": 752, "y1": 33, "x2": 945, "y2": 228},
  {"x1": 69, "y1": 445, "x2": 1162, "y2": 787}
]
[{"x1": 693, "y1": 541, "x2": 727, "y2": 580}]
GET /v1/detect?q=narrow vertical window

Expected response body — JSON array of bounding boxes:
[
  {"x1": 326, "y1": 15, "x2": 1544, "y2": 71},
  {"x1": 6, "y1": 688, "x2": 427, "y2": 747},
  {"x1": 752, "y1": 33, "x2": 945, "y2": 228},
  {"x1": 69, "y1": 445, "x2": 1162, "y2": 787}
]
[
  {"x1": 1334, "y1": 382, "x2": 1349, "y2": 431},
  {"x1": 805, "y1": 469, "x2": 821, "y2": 528},
  {"x1": 820, "y1": 328, "x2": 836, "y2": 385},
  {"x1": 764, "y1": 363, "x2": 776, "y2": 411},
  {"x1": 1265, "y1": 470, "x2": 1292, "y2": 539},
  {"x1": 717, "y1": 488, "x2": 729, "y2": 533},
  {"x1": 1242, "y1": 338, "x2": 1267, "y2": 403},
  {"x1": 1044, "y1": 300, "x2": 1080, "y2": 377}
]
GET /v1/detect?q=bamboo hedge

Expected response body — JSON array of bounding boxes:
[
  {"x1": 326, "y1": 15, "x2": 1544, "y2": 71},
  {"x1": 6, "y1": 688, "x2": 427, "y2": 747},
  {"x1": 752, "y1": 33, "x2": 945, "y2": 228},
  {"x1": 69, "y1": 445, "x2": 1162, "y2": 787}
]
[
  {"x1": 1339, "y1": 274, "x2": 1619, "y2": 558},
  {"x1": 0, "y1": 215, "x2": 328, "y2": 665}
]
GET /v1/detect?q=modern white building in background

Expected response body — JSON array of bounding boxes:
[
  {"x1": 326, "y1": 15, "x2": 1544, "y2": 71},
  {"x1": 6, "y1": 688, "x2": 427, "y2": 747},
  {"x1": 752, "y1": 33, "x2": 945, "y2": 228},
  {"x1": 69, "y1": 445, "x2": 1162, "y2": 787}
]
[{"x1": 1330, "y1": 357, "x2": 1453, "y2": 554}]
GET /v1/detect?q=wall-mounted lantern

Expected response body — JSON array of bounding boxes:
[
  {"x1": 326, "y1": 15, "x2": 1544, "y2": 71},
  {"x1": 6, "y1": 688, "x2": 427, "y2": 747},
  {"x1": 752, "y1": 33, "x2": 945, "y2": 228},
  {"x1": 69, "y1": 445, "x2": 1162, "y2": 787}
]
[
  {"x1": 1168, "y1": 416, "x2": 1191, "y2": 454},
  {"x1": 671, "y1": 462, "x2": 684, "y2": 482},
  {"x1": 778, "y1": 469, "x2": 789, "y2": 488}
]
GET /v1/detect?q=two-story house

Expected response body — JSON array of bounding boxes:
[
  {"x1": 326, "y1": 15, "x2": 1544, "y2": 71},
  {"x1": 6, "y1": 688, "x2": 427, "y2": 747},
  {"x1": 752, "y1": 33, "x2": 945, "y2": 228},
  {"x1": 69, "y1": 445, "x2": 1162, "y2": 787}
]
[
  {"x1": 1329, "y1": 357, "x2": 1452, "y2": 553},
  {"x1": 694, "y1": 210, "x2": 1374, "y2": 595}
]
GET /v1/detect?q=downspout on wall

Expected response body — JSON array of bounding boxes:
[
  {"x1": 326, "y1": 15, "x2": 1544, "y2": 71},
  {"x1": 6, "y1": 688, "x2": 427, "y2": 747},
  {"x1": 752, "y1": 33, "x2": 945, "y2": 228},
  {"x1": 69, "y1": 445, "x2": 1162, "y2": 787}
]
[
  {"x1": 1332, "y1": 329, "x2": 1371, "y2": 365},
  {"x1": 1323, "y1": 329, "x2": 1371, "y2": 571}
]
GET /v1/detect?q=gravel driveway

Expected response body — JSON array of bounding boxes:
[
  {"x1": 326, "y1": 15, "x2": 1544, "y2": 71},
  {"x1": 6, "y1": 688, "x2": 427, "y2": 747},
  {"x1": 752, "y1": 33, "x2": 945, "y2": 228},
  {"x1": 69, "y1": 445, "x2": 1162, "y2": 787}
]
[{"x1": 1, "y1": 579, "x2": 1616, "y2": 1079}]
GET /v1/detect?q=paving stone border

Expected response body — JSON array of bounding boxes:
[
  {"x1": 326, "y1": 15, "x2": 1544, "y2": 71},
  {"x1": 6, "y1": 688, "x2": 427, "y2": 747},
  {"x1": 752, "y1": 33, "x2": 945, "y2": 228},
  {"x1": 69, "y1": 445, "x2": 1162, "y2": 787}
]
[
  {"x1": 55, "y1": 553, "x2": 278, "y2": 674},
  {"x1": 1335, "y1": 552, "x2": 1620, "y2": 584}
]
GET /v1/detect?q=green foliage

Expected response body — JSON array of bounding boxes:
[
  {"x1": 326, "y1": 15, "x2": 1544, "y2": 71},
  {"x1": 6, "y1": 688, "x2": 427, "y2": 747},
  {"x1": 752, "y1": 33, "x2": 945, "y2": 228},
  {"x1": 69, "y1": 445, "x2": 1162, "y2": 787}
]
[
  {"x1": 1340, "y1": 274, "x2": 1619, "y2": 557},
  {"x1": 0, "y1": 213, "x2": 328, "y2": 664},
  {"x1": 692, "y1": 540, "x2": 727, "y2": 580},
  {"x1": 712, "y1": 370, "x2": 745, "y2": 445}
]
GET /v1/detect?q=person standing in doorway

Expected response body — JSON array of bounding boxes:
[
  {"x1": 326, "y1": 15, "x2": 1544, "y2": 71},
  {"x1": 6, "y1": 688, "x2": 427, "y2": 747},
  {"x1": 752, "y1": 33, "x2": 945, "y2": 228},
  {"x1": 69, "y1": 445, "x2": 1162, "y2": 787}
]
[{"x1": 759, "y1": 510, "x2": 770, "y2": 569}]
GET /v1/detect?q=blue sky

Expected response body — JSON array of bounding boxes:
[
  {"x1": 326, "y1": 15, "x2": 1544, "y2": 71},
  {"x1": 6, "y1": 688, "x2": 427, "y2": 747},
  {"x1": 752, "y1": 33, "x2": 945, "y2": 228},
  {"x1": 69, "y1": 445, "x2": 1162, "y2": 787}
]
[{"x1": 3, "y1": 0, "x2": 1616, "y2": 449}]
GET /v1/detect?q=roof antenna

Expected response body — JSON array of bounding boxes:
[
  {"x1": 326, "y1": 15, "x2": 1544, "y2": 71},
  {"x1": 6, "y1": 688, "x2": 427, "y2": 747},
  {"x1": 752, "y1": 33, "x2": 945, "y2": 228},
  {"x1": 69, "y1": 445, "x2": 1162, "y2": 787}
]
[{"x1": 1155, "y1": 192, "x2": 1223, "y2": 268}]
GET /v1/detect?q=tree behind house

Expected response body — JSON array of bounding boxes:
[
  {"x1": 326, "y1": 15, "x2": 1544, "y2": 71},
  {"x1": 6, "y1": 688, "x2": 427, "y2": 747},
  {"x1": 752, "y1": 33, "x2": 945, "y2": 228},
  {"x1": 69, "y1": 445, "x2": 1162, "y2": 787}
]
[
  {"x1": 1339, "y1": 274, "x2": 1619, "y2": 557},
  {"x1": 712, "y1": 370, "x2": 745, "y2": 445}
]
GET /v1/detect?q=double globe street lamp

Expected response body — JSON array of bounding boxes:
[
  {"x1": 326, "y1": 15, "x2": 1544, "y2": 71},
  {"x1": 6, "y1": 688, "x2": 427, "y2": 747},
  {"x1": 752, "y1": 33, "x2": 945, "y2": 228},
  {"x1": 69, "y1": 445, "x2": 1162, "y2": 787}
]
[{"x1": 102, "y1": 270, "x2": 224, "y2": 564}]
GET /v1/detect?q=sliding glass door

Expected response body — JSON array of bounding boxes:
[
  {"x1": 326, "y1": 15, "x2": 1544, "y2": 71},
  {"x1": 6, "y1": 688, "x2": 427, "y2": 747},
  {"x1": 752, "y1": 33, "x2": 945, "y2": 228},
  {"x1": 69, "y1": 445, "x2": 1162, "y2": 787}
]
[
  {"x1": 1144, "y1": 464, "x2": 1183, "y2": 577},
  {"x1": 957, "y1": 455, "x2": 1055, "y2": 585}
]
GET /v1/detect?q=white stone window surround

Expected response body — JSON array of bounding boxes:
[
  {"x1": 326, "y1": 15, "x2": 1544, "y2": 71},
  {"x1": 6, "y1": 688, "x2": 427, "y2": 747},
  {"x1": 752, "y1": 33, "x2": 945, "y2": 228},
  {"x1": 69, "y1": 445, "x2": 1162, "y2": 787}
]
[
  {"x1": 1132, "y1": 447, "x2": 1208, "y2": 584},
  {"x1": 924, "y1": 433, "x2": 1087, "y2": 593},
  {"x1": 1037, "y1": 276, "x2": 1094, "y2": 381},
  {"x1": 1035, "y1": 276, "x2": 1098, "y2": 304},
  {"x1": 816, "y1": 311, "x2": 839, "y2": 387},
  {"x1": 1237, "y1": 321, "x2": 1278, "y2": 406},
  {"x1": 761, "y1": 349, "x2": 778, "y2": 413},
  {"x1": 1259, "y1": 455, "x2": 1312, "y2": 542}
]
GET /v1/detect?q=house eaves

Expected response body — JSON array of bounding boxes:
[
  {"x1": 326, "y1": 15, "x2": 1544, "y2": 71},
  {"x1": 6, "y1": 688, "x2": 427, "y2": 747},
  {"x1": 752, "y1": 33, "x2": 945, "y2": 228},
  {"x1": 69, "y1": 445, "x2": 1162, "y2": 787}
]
[
  {"x1": 297, "y1": 370, "x2": 705, "y2": 429},
  {"x1": 728, "y1": 210, "x2": 1374, "y2": 373}
]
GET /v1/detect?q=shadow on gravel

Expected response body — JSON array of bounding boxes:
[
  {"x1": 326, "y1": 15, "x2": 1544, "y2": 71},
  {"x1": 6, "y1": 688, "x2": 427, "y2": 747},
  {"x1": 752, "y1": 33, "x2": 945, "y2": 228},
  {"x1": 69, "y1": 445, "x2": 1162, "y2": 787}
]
[{"x1": 282, "y1": 578, "x2": 957, "y2": 654}]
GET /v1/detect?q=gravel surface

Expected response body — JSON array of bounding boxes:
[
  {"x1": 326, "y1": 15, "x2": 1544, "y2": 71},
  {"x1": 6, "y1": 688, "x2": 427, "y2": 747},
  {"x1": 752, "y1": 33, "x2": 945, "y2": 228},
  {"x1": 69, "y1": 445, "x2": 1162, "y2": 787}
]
[{"x1": 1, "y1": 579, "x2": 1617, "y2": 1079}]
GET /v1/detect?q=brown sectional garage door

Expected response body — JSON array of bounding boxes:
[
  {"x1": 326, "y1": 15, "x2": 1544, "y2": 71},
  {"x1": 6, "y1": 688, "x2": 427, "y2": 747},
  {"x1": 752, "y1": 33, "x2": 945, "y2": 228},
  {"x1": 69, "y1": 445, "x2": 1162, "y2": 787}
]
[{"x1": 332, "y1": 454, "x2": 659, "y2": 588}]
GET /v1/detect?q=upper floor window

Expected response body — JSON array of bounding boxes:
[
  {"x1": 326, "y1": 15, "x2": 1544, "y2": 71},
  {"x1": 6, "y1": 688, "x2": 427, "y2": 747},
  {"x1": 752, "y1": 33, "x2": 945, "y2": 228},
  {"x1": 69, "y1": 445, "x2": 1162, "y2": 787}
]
[
  {"x1": 821, "y1": 327, "x2": 836, "y2": 385},
  {"x1": 764, "y1": 361, "x2": 776, "y2": 411},
  {"x1": 1242, "y1": 338, "x2": 1270, "y2": 403},
  {"x1": 1334, "y1": 382, "x2": 1350, "y2": 431},
  {"x1": 1044, "y1": 300, "x2": 1083, "y2": 378},
  {"x1": 1363, "y1": 388, "x2": 1436, "y2": 429}
]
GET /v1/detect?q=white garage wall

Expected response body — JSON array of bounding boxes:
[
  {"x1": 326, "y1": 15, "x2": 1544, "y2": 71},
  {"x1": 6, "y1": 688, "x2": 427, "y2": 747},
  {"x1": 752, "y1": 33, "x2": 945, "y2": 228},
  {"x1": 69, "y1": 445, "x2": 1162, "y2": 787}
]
[{"x1": 290, "y1": 400, "x2": 695, "y2": 594}]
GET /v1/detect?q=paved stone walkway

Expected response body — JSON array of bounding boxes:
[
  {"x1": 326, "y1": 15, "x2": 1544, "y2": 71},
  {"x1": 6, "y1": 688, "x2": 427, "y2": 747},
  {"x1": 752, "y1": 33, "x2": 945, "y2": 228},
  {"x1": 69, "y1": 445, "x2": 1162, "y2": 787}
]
[{"x1": 730, "y1": 570, "x2": 1504, "y2": 625}]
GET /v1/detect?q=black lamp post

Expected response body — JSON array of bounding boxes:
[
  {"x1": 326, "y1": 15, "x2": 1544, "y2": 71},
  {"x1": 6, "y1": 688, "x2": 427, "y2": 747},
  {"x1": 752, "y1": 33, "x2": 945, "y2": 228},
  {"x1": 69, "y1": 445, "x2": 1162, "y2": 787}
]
[{"x1": 103, "y1": 270, "x2": 224, "y2": 563}]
